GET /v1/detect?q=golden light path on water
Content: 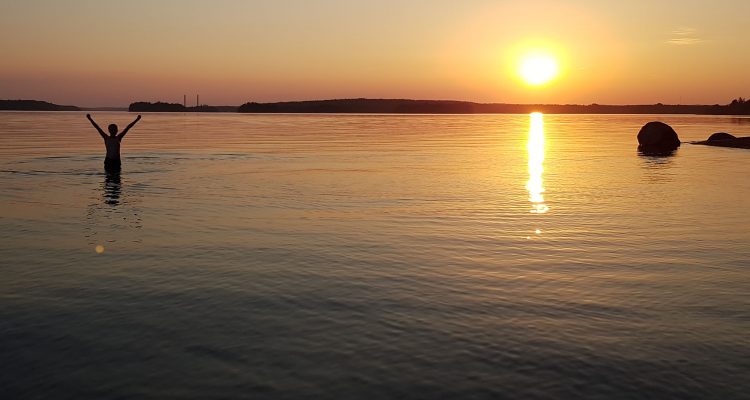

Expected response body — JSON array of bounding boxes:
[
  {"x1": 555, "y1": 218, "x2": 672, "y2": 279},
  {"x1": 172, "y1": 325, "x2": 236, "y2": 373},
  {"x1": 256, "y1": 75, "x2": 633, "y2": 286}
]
[{"x1": 526, "y1": 112, "x2": 549, "y2": 214}]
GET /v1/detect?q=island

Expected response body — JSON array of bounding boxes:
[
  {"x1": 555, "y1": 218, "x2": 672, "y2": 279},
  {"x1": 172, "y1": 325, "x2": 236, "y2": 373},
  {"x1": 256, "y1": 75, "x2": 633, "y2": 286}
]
[
  {"x1": 237, "y1": 97, "x2": 750, "y2": 115},
  {"x1": 5, "y1": 97, "x2": 750, "y2": 116},
  {"x1": 128, "y1": 102, "x2": 236, "y2": 113},
  {"x1": 0, "y1": 99, "x2": 80, "y2": 111}
]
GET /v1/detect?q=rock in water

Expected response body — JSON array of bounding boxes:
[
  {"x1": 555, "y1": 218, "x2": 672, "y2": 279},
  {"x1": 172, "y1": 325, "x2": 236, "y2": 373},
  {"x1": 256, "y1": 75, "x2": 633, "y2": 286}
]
[
  {"x1": 694, "y1": 134, "x2": 750, "y2": 149},
  {"x1": 637, "y1": 121, "x2": 681, "y2": 153},
  {"x1": 707, "y1": 132, "x2": 736, "y2": 141}
]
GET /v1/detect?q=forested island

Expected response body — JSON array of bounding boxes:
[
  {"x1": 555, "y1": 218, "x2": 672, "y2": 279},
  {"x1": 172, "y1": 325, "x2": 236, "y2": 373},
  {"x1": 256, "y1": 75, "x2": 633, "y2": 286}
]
[
  {"x1": 0, "y1": 100, "x2": 80, "y2": 111},
  {"x1": 5, "y1": 98, "x2": 750, "y2": 115},
  {"x1": 238, "y1": 98, "x2": 750, "y2": 115},
  {"x1": 128, "y1": 102, "x2": 236, "y2": 113}
]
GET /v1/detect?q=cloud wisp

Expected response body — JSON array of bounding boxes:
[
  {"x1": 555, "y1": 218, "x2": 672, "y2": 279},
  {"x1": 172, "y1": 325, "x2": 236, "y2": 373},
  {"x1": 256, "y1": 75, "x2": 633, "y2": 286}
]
[{"x1": 666, "y1": 27, "x2": 705, "y2": 45}]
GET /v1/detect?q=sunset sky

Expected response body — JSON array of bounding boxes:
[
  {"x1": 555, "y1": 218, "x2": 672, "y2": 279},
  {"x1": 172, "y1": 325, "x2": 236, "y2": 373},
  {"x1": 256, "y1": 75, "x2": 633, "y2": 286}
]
[{"x1": 2, "y1": 0, "x2": 749, "y2": 107}]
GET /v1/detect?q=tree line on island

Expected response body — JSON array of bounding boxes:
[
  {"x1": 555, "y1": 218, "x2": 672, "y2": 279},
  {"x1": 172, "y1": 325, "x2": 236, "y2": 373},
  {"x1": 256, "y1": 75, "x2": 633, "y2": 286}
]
[
  {"x1": 0, "y1": 100, "x2": 80, "y2": 111},
  {"x1": 131, "y1": 97, "x2": 750, "y2": 114},
  {"x1": 237, "y1": 98, "x2": 750, "y2": 114},
  {"x1": 127, "y1": 102, "x2": 237, "y2": 113},
  {"x1": 3, "y1": 97, "x2": 750, "y2": 115}
]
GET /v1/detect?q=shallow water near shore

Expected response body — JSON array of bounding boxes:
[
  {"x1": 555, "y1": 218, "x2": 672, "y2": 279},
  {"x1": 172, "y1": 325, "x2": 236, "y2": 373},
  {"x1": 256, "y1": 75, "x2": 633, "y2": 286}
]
[{"x1": 1, "y1": 112, "x2": 749, "y2": 399}]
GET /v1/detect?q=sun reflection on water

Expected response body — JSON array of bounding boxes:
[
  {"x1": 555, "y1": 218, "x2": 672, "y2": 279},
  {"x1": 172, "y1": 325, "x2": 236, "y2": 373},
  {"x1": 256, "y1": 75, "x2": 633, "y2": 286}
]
[{"x1": 526, "y1": 112, "x2": 549, "y2": 214}]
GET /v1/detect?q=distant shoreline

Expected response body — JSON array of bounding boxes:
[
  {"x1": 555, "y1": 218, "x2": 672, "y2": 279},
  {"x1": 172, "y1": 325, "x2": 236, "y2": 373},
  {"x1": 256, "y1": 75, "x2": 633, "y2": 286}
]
[
  {"x1": 4, "y1": 98, "x2": 750, "y2": 115},
  {"x1": 234, "y1": 98, "x2": 750, "y2": 115},
  {"x1": 0, "y1": 100, "x2": 80, "y2": 112}
]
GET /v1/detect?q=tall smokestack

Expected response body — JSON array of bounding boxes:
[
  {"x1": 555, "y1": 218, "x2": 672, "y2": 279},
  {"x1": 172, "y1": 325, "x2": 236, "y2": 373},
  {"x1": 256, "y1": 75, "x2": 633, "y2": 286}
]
[{"x1": 197, "y1": 94, "x2": 199, "y2": 107}]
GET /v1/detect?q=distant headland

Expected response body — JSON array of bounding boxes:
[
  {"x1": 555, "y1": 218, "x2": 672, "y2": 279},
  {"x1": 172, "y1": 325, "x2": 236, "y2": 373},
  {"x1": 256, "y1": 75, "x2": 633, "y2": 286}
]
[
  {"x1": 236, "y1": 98, "x2": 750, "y2": 114},
  {"x1": 128, "y1": 102, "x2": 237, "y2": 113},
  {"x1": 0, "y1": 100, "x2": 79, "y2": 111},
  {"x1": 132, "y1": 97, "x2": 750, "y2": 115},
  {"x1": 3, "y1": 97, "x2": 750, "y2": 115}
]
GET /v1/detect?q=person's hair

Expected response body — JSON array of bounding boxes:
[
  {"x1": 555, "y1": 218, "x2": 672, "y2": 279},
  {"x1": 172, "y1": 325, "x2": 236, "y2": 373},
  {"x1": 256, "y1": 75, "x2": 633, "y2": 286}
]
[{"x1": 108, "y1": 124, "x2": 118, "y2": 135}]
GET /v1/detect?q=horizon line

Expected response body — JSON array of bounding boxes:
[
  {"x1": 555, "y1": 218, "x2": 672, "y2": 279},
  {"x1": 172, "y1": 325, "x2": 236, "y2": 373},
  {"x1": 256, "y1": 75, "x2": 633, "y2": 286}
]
[{"x1": 6, "y1": 97, "x2": 745, "y2": 109}]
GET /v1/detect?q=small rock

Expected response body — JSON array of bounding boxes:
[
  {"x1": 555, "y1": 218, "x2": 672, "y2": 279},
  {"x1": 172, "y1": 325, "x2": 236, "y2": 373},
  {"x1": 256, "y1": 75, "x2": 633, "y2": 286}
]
[{"x1": 707, "y1": 132, "x2": 736, "y2": 141}]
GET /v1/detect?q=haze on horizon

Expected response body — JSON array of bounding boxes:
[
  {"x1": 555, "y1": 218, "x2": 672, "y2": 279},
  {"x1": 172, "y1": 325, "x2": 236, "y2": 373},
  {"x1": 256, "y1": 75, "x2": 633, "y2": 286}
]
[{"x1": 2, "y1": 0, "x2": 749, "y2": 107}]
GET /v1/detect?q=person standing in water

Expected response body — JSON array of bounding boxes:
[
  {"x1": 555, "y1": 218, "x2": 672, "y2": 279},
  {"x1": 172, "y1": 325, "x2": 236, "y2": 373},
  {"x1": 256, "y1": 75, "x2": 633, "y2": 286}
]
[{"x1": 87, "y1": 114, "x2": 141, "y2": 172}]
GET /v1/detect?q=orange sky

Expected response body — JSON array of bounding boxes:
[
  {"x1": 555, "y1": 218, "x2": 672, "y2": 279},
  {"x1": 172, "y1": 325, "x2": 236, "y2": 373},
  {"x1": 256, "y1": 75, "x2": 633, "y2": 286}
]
[{"x1": 2, "y1": 0, "x2": 749, "y2": 107}]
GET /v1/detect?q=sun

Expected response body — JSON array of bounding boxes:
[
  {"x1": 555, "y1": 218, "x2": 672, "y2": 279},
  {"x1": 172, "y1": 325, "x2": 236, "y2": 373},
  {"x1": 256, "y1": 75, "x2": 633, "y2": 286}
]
[{"x1": 518, "y1": 53, "x2": 559, "y2": 86}]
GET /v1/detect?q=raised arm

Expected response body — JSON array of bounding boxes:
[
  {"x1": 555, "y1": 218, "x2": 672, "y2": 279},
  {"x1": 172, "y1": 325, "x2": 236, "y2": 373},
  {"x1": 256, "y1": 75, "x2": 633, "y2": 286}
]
[
  {"x1": 117, "y1": 115, "x2": 142, "y2": 140},
  {"x1": 86, "y1": 114, "x2": 106, "y2": 139}
]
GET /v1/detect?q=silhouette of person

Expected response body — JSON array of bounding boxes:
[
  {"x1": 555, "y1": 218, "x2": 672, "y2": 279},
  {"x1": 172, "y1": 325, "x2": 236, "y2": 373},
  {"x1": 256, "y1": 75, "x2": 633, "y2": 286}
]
[{"x1": 87, "y1": 114, "x2": 141, "y2": 172}]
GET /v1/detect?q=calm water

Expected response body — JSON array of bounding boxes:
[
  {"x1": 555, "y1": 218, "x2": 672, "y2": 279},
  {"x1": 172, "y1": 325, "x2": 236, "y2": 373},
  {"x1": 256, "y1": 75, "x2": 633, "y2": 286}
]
[{"x1": 1, "y1": 112, "x2": 749, "y2": 399}]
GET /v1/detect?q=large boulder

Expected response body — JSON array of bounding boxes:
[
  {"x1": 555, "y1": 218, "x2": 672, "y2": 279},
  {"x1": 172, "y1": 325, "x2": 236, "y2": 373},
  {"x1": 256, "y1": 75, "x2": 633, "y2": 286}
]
[
  {"x1": 637, "y1": 121, "x2": 680, "y2": 153},
  {"x1": 707, "y1": 132, "x2": 736, "y2": 141}
]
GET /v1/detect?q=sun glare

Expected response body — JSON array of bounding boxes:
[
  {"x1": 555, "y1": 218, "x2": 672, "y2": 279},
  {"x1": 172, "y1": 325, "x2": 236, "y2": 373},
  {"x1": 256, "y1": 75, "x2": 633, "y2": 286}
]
[
  {"x1": 526, "y1": 112, "x2": 549, "y2": 214},
  {"x1": 519, "y1": 53, "x2": 559, "y2": 86}
]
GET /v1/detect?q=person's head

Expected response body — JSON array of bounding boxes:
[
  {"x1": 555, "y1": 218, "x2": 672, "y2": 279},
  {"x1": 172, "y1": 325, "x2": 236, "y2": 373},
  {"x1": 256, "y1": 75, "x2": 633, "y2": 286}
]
[{"x1": 108, "y1": 124, "x2": 118, "y2": 136}]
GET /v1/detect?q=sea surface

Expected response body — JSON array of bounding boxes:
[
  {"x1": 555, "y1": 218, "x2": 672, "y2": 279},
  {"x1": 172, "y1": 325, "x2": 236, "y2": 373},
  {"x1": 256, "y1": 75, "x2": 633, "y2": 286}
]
[{"x1": 1, "y1": 112, "x2": 749, "y2": 399}]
